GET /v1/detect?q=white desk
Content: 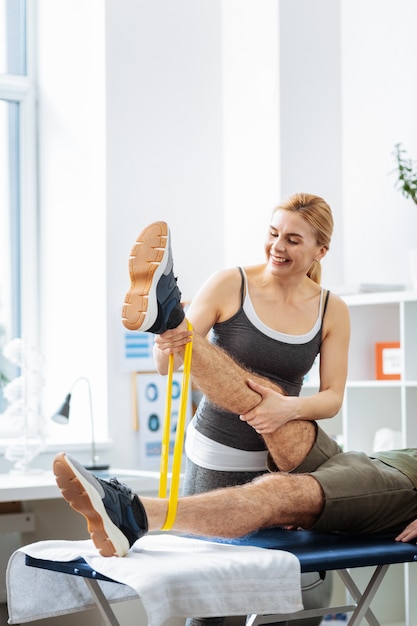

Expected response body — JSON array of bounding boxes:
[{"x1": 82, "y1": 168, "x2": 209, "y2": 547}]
[
  {"x1": 0, "y1": 469, "x2": 161, "y2": 536},
  {"x1": 0, "y1": 469, "x2": 161, "y2": 503}
]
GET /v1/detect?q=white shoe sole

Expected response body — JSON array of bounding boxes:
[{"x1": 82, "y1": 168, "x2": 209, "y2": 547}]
[
  {"x1": 53, "y1": 452, "x2": 129, "y2": 557},
  {"x1": 122, "y1": 221, "x2": 170, "y2": 331}
]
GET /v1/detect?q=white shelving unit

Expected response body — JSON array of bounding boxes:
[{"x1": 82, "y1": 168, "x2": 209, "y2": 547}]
[
  {"x1": 304, "y1": 290, "x2": 417, "y2": 626},
  {"x1": 342, "y1": 290, "x2": 417, "y2": 453},
  {"x1": 304, "y1": 290, "x2": 417, "y2": 453}
]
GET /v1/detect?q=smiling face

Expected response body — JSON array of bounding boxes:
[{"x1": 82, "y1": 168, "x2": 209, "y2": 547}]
[{"x1": 265, "y1": 209, "x2": 327, "y2": 278}]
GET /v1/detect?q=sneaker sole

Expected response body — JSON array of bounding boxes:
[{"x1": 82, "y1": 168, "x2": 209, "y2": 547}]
[
  {"x1": 53, "y1": 452, "x2": 129, "y2": 557},
  {"x1": 122, "y1": 221, "x2": 169, "y2": 331}
]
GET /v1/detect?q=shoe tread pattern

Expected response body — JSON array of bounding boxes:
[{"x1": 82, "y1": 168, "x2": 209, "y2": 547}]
[
  {"x1": 122, "y1": 221, "x2": 169, "y2": 331},
  {"x1": 53, "y1": 453, "x2": 121, "y2": 557}
]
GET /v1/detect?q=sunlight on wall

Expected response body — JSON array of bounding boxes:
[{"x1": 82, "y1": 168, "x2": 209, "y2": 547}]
[
  {"x1": 222, "y1": 0, "x2": 280, "y2": 268},
  {"x1": 38, "y1": 0, "x2": 107, "y2": 443}
]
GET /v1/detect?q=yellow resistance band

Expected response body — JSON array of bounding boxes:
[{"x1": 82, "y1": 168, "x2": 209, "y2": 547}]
[{"x1": 159, "y1": 320, "x2": 193, "y2": 530}]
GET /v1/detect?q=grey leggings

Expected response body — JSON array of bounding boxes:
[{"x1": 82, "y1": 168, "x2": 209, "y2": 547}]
[{"x1": 182, "y1": 458, "x2": 265, "y2": 495}]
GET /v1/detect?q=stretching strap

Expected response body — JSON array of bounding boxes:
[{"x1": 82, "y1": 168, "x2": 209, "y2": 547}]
[{"x1": 159, "y1": 320, "x2": 193, "y2": 530}]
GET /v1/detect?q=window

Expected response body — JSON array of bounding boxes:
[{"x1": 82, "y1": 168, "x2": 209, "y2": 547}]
[
  {"x1": 1, "y1": 2, "x2": 108, "y2": 455},
  {"x1": 0, "y1": 0, "x2": 26, "y2": 75},
  {"x1": 0, "y1": 0, "x2": 38, "y2": 424}
]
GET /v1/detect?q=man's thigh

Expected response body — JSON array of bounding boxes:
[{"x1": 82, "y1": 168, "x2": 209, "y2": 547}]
[{"x1": 310, "y1": 451, "x2": 417, "y2": 536}]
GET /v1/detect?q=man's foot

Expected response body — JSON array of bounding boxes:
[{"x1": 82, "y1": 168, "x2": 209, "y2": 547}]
[
  {"x1": 53, "y1": 452, "x2": 148, "y2": 557},
  {"x1": 122, "y1": 221, "x2": 185, "y2": 333}
]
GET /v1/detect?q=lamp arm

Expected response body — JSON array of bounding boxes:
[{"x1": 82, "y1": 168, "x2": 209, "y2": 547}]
[{"x1": 71, "y1": 376, "x2": 97, "y2": 467}]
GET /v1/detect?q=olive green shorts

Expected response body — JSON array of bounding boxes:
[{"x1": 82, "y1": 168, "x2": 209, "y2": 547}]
[{"x1": 272, "y1": 425, "x2": 417, "y2": 537}]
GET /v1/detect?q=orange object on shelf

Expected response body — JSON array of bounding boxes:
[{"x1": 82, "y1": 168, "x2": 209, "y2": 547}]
[{"x1": 375, "y1": 342, "x2": 401, "y2": 380}]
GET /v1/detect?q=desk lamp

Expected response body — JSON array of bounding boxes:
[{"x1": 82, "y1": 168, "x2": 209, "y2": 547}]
[{"x1": 51, "y1": 376, "x2": 109, "y2": 471}]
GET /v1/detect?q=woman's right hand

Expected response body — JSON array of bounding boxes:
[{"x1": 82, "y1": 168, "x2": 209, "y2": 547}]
[
  {"x1": 153, "y1": 326, "x2": 193, "y2": 375},
  {"x1": 154, "y1": 327, "x2": 193, "y2": 355}
]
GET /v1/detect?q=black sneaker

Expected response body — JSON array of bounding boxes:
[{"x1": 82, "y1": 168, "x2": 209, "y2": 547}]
[
  {"x1": 122, "y1": 221, "x2": 185, "y2": 333},
  {"x1": 53, "y1": 452, "x2": 148, "y2": 557}
]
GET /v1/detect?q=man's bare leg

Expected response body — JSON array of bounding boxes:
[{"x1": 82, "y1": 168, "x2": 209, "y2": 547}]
[
  {"x1": 54, "y1": 452, "x2": 325, "y2": 556},
  {"x1": 178, "y1": 324, "x2": 316, "y2": 472},
  {"x1": 141, "y1": 472, "x2": 323, "y2": 538}
]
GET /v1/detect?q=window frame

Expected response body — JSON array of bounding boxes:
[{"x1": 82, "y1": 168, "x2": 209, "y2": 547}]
[{"x1": 0, "y1": 1, "x2": 39, "y2": 441}]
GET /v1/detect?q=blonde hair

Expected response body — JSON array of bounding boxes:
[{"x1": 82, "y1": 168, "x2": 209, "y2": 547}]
[{"x1": 272, "y1": 193, "x2": 334, "y2": 284}]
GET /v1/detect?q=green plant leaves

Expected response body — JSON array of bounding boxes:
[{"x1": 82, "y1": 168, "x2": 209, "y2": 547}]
[{"x1": 392, "y1": 143, "x2": 417, "y2": 205}]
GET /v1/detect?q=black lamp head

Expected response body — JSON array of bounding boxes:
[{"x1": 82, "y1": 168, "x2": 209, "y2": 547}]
[
  {"x1": 50, "y1": 381, "x2": 109, "y2": 471},
  {"x1": 51, "y1": 393, "x2": 72, "y2": 425}
]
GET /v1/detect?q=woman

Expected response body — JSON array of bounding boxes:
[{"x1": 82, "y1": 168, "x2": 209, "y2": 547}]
[{"x1": 153, "y1": 192, "x2": 350, "y2": 626}]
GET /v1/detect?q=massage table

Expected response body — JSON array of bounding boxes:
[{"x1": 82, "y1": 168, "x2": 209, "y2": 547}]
[{"x1": 8, "y1": 527, "x2": 417, "y2": 626}]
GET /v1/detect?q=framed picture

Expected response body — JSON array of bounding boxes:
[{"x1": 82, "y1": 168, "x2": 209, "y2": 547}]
[
  {"x1": 132, "y1": 371, "x2": 192, "y2": 470},
  {"x1": 375, "y1": 342, "x2": 401, "y2": 380}
]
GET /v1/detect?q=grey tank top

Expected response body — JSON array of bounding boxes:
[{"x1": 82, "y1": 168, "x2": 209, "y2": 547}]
[{"x1": 193, "y1": 267, "x2": 330, "y2": 451}]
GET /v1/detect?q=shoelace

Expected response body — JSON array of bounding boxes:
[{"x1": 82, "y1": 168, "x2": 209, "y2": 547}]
[
  {"x1": 158, "y1": 319, "x2": 193, "y2": 530},
  {"x1": 108, "y1": 477, "x2": 132, "y2": 497}
]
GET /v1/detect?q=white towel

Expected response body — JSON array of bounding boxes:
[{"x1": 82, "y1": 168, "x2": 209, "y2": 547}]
[{"x1": 7, "y1": 534, "x2": 303, "y2": 626}]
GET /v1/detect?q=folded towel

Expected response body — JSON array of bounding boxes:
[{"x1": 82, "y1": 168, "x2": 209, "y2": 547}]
[{"x1": 7, "y1": 534, "x2": 302, "y2": 626}]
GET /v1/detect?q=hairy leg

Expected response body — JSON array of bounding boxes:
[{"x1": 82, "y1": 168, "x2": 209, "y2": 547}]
[
  {"x1": 188, "y1": 329, "x2": 316, "y2": 471},
  {"x1": 142, "y1": 472, "x2": 324, "y2": 537}
]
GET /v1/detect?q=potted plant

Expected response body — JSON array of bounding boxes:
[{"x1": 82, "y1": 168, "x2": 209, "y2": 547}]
[
  {"x1": 392, "y1": 143, "x2": 417, "y2": 289},
  {"x1": 392, "y1": 143, "x2": 417, "y2": 205}
]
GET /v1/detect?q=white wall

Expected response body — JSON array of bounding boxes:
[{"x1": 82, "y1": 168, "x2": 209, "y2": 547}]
[
  {"x1": 104, "y1": 0, "x2": 224, "y2": 468},
  {"x1": 36, "y1": 0, "x2": 108, "y2": 456},
  {"x1": 279, "y1": 0, "x2": 344, "y2": 288},
  {"x1": 105, "y1": 0, "x2": 224, "y2": 303},
  {"x1": 222, "y1": 0, "x2": 280, "y2": 268},
  {"x1": 278, "y1": 0, "x2": 417, "y2": 291},
  {"x1": 341, "y1": 0, "x2": 417, "y2": 288}
]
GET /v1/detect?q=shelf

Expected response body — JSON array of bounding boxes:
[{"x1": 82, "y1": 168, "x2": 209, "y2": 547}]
[
  {"x1": 346, "y1": 380, "x2": 417, "y2": 388},
  {"x1": 342, "y1": 290, "x2": 417, "y2": 306}
]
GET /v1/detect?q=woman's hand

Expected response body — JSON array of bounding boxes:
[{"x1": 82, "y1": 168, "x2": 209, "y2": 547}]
[
  {"x1": 239, "y1": 378, "x2": 296, "y2": 434},
  {"x1": 396, "y1": 519, "x2": 417, "y2": 543},
  {"x1": 154, "y1": 327, "x2": 193, "y2": 356},
  {"x1": 153, "y1": 327, "x2": 193, "y2": 374}
]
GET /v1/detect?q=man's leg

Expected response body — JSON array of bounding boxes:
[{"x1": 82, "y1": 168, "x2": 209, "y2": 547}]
[
  {"x1": 142, "y1": 471, "x2": 323, "y2": 538},
  {"x1": 53, "y1": 453, "x2": 324, "y2": 557},
  {"x1": 188, "y1": 329, "x2": 316, "y2": 472},
  {"x1": 121, "y1": 221, "x2": 316, "y2": 472}
]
